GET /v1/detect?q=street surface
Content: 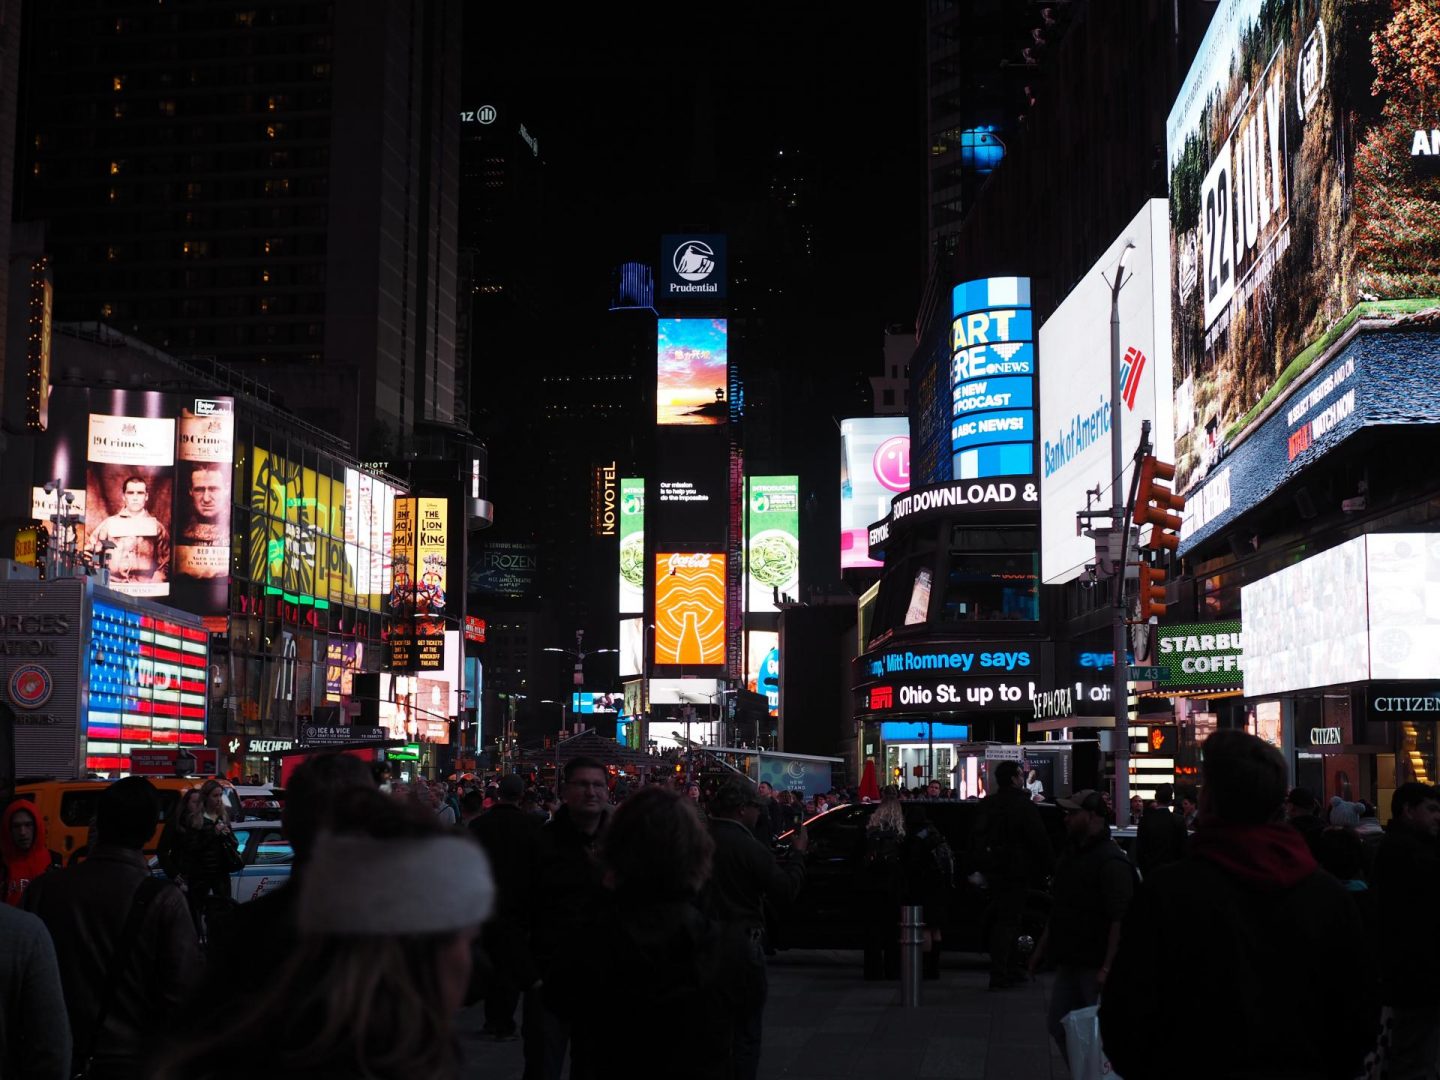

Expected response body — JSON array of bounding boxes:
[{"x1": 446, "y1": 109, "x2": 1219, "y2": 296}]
[{"x1": 460, "y1": 950, "x2": 1071, "y2": 1079}]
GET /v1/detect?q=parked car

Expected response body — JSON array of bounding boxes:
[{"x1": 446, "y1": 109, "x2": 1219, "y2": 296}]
[
  {"x1": 771, "y1": 800, "x2": 1066, "y2": 952},
  {"x1": 149, "y1": 819, "x2": 293, "y2": 904}
]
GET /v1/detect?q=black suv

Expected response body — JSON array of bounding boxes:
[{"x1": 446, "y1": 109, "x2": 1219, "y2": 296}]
[{"x1": 771, "y1": 800, "x2": 1064, "y2": 952}]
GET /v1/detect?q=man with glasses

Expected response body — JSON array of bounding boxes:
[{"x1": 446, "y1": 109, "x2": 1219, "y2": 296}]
[{"x1": 1028, "y1": 789, "x2": 1135, "y2": 1065}]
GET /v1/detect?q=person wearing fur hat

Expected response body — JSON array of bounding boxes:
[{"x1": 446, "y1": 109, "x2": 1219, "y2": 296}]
[{"x1": 151, "y1": 787, "x2": 493, "y2": 1080}]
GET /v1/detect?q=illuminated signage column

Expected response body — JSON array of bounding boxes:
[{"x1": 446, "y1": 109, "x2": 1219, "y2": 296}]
[
  {"x1": 950, "y1": 277, "x2": 1035, "y2": 480},
  {"x1": 618, "y1": 477, "x2": 645, "y2": 677}
]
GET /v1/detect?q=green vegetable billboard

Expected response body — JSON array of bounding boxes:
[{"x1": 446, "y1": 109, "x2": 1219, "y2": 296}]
[
  {"x1": 618, "y1": 477, "x2": 644, "y2": 614},
  {"x1": 746, "y1": 476, "x2": 800, "y2": 612}
]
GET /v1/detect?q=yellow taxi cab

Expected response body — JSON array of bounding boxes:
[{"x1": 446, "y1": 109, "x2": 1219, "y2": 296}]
[{"x1": 12, "y1": 776, "x2": 242, "y2": 864}]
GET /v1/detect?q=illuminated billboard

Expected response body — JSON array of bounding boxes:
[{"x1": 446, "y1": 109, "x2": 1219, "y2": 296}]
[
  {"x1": 343, "y1": 468, "x2": 398, "y2": 612},
  {"x1": 654, "y1": 552, "x2": 726, "y2": 666},
  {"x1": 618, "y1": 478, "x2": 644, "y2": 614},
  {"x1": 657, "y1": 318, "x2": 728, "y2": 425},
  {"x1": 746, "y1": 476, "x2": 800, "y2": 611},
  {"x1": 33, "y1": 387, "x2": 235, "y2": 617},
  {"x1": 746, "y1": 629, "x2": 780, "y2": 717},
  {"x1": 1039, "y1": 201, "x2": 1173, "y2": 584},
  {"x1": 1168, "y1": 0, "x2": 1440, "y2": 500},
  {"x1": 249, "y1": 448, "x2": 350, "y2": 608},
  {"x1": 388, "y1": 497, "x2": 449, "y2": 671},
  {"x1": 660, "y1": 234, "x2": 727, "y2": 300},
  {"x1": 471, "y1": 541, "x2": 539, "y2": 597},
  {"x1": 840, "y1": 417, "x2": 909, "y2": 570},
  {"x1": 619, "y1": 617, "x2": 644, "y2": 678},
  {"x1": 950, "y1": 277, "x2": 1035, "y2": 480},
  {"x1": 654, "y1": 427, "x2": 728, "y2": 546}
]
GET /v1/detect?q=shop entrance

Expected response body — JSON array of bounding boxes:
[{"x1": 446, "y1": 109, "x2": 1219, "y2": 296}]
[{"x1": 885, "y1": 742, "x2": 954, "y2": 788}]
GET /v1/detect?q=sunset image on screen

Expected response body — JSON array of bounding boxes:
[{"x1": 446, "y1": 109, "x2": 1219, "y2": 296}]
[
  {"x1": 657, "y1": 319, "x2": 728, "y2": 425},
  {"x1": 654, "y1": 552, "x2": 726, "y2": 665}
]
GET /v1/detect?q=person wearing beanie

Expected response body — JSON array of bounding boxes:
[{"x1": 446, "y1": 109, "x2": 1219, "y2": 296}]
[
  {"x1": 152, "y1": 788, "x2": 494, "y2": 1080},
  {"x1": 1328, "y1": 797, "x2": 1363, "y2": 829},
  {"x1": 1101, "y1": 731, "x2": 1376, "y2": 1080}
]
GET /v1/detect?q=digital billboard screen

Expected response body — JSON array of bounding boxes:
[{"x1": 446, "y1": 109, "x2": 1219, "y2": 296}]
[
  {"x1": 619, "y1": 616, "x2": 644, "y2": 678},
  {"x1": 344, "y1": 468, "x2": 398, "y2": 612},
  {"x1": 746, "y1": 629, "x2": 780, "y2": 716},
  {"x1": 657, "y1": 318, "x2": 728, "y2": 425},
  {"x1": 470, "y1": 541, "x2": 539, "y2": 597},
  {"x1": 950, "y1": 277, "x2": 1035, "y2": 480},
  {"x1": 388, "y1": 497, "x2": 449, "y2": 671},
  {"x1": 1039, "y1": 201, "x2": 1173, "y2": 584},
  {"x1": 248, "y1": 448, "x2": 350, "y2": 609},
  {"x1": 618, "y1": 478, "x2": 644, "y2": 615},
  {"x1": 1242, "y1": 536, "x2": 1369, "y2": 697},
  {"x1": 654, "y1": 552, "x2": 726, "y2": 666},
  {"x1": 746, "y1": 476, "x2": 799, "y2": 611},
  {"x1": 654, "y1": 427, "x2": 728, "y2": 547},
  {"x1": 840, "y1": 417, "x2": 909, "y2": 570},
  {"x1": 1168, "y1": 0, "x2": 1440, "y2": 500},
  {"x1": 34, "y1": 387, "x2": 234, "y2": 617}
]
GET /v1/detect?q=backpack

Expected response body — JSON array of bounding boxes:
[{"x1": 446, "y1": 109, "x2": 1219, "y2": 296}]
[
  {"x1": 913, "y1": 824, "x2": 956, "y2": 887},
  {"x1": 864, "y1": 825, "x2": 903, "y2": 870}
]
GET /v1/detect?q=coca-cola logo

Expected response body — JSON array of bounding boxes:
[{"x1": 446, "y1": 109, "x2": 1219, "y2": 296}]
[{"x1": 667, "y1": 553, "x2": 712, "y2": 571}]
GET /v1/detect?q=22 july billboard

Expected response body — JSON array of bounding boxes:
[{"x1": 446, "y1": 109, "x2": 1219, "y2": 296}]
[{"x1": 1168, "y1": 0, "x2": 1440, "y2": 498}]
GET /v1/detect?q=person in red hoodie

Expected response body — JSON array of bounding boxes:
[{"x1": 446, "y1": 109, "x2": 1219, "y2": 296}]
[
  {"x1": 1100, "y1": 730, "x2": 1377, "y2": 1079},
  {"x1": 2, "y1": 801, "x2": 62, "y2": 906}
]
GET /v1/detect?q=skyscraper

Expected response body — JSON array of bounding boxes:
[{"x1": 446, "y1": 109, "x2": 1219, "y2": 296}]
[{"x1": 16, "y1": 0, "x2": 463, "y2": 453}]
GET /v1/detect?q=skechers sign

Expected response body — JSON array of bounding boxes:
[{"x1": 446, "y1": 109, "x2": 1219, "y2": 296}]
[
  {"x1": 868, "y1": 478, "x2": 1038, "y2": 559},
  {"x1": 1155, "y1": 620, "x2": 1244, "y2": 692},
  {"x1": 950, "y1": 277, "x2": 1035, "y2": 480},
  {"x1": 660, "y1": 234, "x2": 727, "y2": 300}
]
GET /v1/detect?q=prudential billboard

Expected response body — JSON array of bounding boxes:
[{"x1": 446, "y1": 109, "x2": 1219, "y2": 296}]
[{"x1": 1039, "y1": 200, "x2": 1174, "y2": 584}]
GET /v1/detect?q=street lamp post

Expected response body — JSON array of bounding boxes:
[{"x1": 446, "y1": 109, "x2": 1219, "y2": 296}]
[
  {"x1": 1109, "y1": 243, "x2": 1135, "y2": 819},
  {"x1": 543, "y1": 629, "x2": 617, "y2": 740}
]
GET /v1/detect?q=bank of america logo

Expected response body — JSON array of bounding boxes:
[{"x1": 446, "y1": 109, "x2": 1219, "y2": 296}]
[
  {"x1": 1119, "y1": 346, "x2": 1146, "y2": 411},
  {"x1": 673, "y1": 241, "x2": 716, "y2": 282}
]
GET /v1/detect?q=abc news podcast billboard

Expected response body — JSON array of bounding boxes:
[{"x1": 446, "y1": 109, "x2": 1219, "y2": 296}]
[
  {"x1": 33, "y1": 387, "x2": 234, "y2": 617},
  {"x1": 1168, "y1": 0, "x2": 1440, "y2": 500},
  {"x1": 950, "y1": 277, "x2": 1036, "y2": 481},
  {"x1": 1039, "y1": 200, "x2": 1174, "y2": 584}
]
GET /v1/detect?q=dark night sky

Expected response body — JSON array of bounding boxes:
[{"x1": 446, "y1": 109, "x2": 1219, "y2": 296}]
[{"x1": 466, "y1": 3, "x2": 929, "y2": 374}]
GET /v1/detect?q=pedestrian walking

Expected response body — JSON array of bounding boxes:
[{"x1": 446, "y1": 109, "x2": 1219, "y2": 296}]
[
  {"x1": 1029, "y1": 789, "x2": 1134, "y2": 1063},
  {"x1": 25, "y1": 776, "x2": 200, "y2": 1080},
  {"x1": 903, "y1": 804, "x2": 954, "y2": 979},
  {"x1": 471, "y1": 773, "x2": 542, "y2": 1045},
  {"x1": 1101, "y1": 730, "x2": 1377, "y2": 1079},
  {"x1": 0, "y1": 901, "x2": 71, "y2": 1079},
  {"x1": 529, "y1": 757, "x2": 611, "y2": 1080},
  {"x1": 1375, "y1": 781, "x2": 1440, "y2": 1078},
  {"x1": 151, "y1": 787, "x2": 494, "y2": 1080},
  {"x1": 860, "y1": 789, "x2": 906, "y2": 980},
  {"x1": 171, "y1": 779, "x2": 242, "y2": 941},
  {"x1": 553, "y1": 786, "x2": 748, "y2": 1080},
  {"x1": 2, "y1": 800, "x2": 63, "y2": 905},
  {"x1": 705, "y1": 781, "x2": 808, "y2": 1080},
  {"x1": 1133, "y1": 782, "x2": 1187, "y2": 878},
  {"x1": 972, "y1": 760, "x2": 1053, "y2": 989}
]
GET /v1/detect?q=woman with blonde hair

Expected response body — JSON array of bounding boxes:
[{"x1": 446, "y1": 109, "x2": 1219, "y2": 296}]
[
  {"x1": 151, "y1": 787, "x2": 494, "y2": 1079},
  {"x1": 860, "y1": 787, "x2": 907, "y2": 979}
]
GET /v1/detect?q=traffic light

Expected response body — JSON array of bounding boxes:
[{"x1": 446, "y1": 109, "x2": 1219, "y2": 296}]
[
  {"x1": 1138, "y1": 563, "x2": 1167, "y2": 621},
  {"x1": 1134, "y1": 455, "x2": 1186, "y2": 551}
]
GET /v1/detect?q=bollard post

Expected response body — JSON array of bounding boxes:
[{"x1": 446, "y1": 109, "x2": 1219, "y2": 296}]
[{"x1": 899, "y1": 904, "x2": 924, "y2": 1007}]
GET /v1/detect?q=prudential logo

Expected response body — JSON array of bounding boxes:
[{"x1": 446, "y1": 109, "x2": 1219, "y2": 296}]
[{"x1": 673, "y1": 241, "x2": 716, "y2": 282}]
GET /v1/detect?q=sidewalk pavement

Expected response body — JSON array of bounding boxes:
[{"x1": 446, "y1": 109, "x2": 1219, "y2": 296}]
[{"x1": 460, "y1": 950, "x2": 1073, "y2": 1080}]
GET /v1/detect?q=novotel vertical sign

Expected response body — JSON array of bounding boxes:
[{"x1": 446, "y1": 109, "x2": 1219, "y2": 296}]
[{"x1": 950, "y1": 277, "x2": 1035, "y2": 481}]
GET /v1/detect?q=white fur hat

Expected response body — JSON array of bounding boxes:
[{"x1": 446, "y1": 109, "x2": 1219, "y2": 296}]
[{"x1": 297, "y1": 831, "x2": 495, "y2": 935}]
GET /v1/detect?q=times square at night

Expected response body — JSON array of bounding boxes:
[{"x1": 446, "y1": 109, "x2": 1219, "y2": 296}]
[{"x1": 1, "y1": 2, "x2": 1439, "y2": 1078}]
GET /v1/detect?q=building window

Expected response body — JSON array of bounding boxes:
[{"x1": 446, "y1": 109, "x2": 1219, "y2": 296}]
[
  {"x1": 159, "y1": 100, "x2": 176, "y2": 117},
  {"x1": 882, "y1": 389, "x2": 895, "y2": 406},
  {"x1": 112, "y1": 76, "x2": 125, "y2": 92}
]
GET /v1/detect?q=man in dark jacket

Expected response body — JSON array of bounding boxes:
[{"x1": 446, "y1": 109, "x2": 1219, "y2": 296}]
[
  {"x1": 533, "y1": 757, "x2": 610, "y2": 1080},
  {"x1": 974, "y1": 759, "x2": 1053, "y2": 988},
  {"x1": 1101, "y1": 731, "x2": 1376, "y2": 1080},
  {"x1": 1031, "y1": 789, "x2": 1133, "y2": 1061},
  {"x1": 1284, "y1": 786, "x2": 1325, "y2": 855},
  {"x1": 1374, "y1": 781, "x2": 1440, "y2": 1077},
  {"x1": 706, "y1": 782, "x2": 807, "y2": 1080},
  {"x1": 1133, "y1": 782, "x2": 1188, "y2": 879},
  {"x1": 26, "y1": 777, "x2": 200, "y2": 1080},
  {"x1": 472, "y1": 773, "x2": 542, "y2": 1041}
]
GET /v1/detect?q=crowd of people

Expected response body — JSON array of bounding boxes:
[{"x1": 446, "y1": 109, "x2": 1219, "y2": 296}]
[
  {"x1": 4, "y1": 731, "x2": 1439, "y2": 1079},
  {"x1": 0, "y1": 757, "x2": 813, "y2": 1080}
]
